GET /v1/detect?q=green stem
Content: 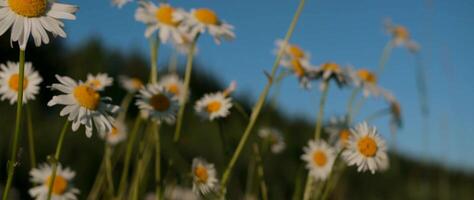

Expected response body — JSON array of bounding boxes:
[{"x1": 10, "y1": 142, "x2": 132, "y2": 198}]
[
  {"x1": 313, "y1": 83, "x2": 329, "y2": 140},
  {"x1": 104, "y1": 145, "x2": 115, "y2": 197},
  {"x1": 219, "y1": 0, "x2": 306, "y2": 197},
  {"x1": 352, "y1": 97, "x2": 367, "y2": 120},
  {"x1": 364, "y1": 108, "x2": 390, "y2": 122},
  {"x1": 376, "y1": 41, "x2": 394, "y2": 76},
  {"x1": 153, "y1": 124, "x2": 162, "y2": 200},
  {"x1": 168, "y1": 49, "x2": 178, "y2": 74},
  {"x1": 216, "y1": 121, "x2": 230, "y2": 158},
  {"x1": 149, "y1": 37, "x2": 160, "y2": 83},
  {"x1": 346, "y1": 88, "x2": 361, "y2": 124},
  {"x1": 253, "y1": 143, "x2": 268, "y2": 200},
  {"x1": 117, "y1": 116, "x2": 143, "y2": 198},
  {"x1": 2, "y1": 49, "x2": 26, "y2": 200},
  {"x1": 118, "y1": 93, "x2": 134, "y2": 121},
  {"x1": 173, "y1": 35, "x2": 199, "y2": 143},
  {"x1": 244, "y1": 157, "x2": 256, "y2": 197},
  {"x1": 46, "y1": 120, "x2": 70, "y2": 200},
  {"x1": 26, "y1": 104, "x2": 37, "y2": 169},
  {"x1": 129, "y1": 124, "x2": 154, "y2": 200}
]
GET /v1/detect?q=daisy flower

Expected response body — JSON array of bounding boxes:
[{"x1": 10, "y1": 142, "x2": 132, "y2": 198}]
[
  {"x1": 111, "y1": 0, "x2": 131, "y2": 8},
  {"x1": 275, "y1": 39, "x2": 310, "y2": 62},
  {"x1": 159, "y1": 73, "x2": 187, "y2": 102},
  {"x1": 192, "y1": 158, "x2": 218, "y2": 195},
  {"x1": 135, "y1": 2, "x2": 186, "y2": 44},
  {"x1": 314, "y1": 62, "x2": 347, "y2": 90},
  {"x1": 280, "y1": 58, "x2": 316, "y2": 89},
  {"x1": 119, "y1": 76, "x2": 144, "y2": 93},
  {"x1": 325, "y1": 116, "x2": 351, "y2": 149},
  {"x1": 194, "y1": 81, "x2": 236, "y2": 121},
  {"x1": 342, "y1": 122, "x2": 389, "y2": 174},
  {"x1": 346, "y1": 67, "x2": 381, "y2": 97},
  {"x1": 47, "y1": 75, "x2": 120, "y2": 138},
  {"x1": 258, "y1": 127, "x2": 286, "y2": 154},
  {"x1": 0, "y1": 61, "x2": 42, "y2": 104},
  {"x1": 301, "y1": 140, "x2": 336, "y2": 181},
  {"x1": 0, "y1": 0, "x2": 78, "y2": 50},
  {"x1": 86, "y1": 73, "x2": 113, "y2": 91},
  {"x1": 384, "y1": 19, "x2": 420, "y2": 53},
  {"x1": 176, "y1": 8, "x2": 235, "y2": 44},
  {"x1": 99, "y1": 120, "x2": 127, "y2": 145},
  {"x1": 28, "y1": 163, "x2": 79, "y2": 200},
  {"x1": 383, "y1": 92, "x2": 402, "y2": 130},
  {"x1": 136, "y1": 83, "x2": 180, "y2": 124}
]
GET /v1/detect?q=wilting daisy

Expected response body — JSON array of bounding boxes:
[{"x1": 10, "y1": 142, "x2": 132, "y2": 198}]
[
  {"x1": 194, "y1": 82, "x2": 235, "y2": 121},
  {"x1": 111, "y1": 0, "x2": 131, "y2": 8},
  {"x1": 135, "y1": 2, "x2": 186, "y2": 43},
  {"x1": 280, "y1": 58, "x2": 316, "y2": 89},
  {"x1": 275, "y1": 39, "x2": 310, "y2": 62},
  {"x1": 119, "y1": 76, "x2": 144, "y2": 93},
  {"x1": 29, "y1": 163, "x2": 79, "y2": 200},
  {"x1": 47, "y1": 75, "x2": 119, "y2": 138},
  {"x1": 0, "y1": 61, "x2": 42, "y2": 104},
  {"x1": 325, "y1": 116, "x2": 351, "y2": 149},
  {"x1": 384, "y1": 19, "x2": 420, "y2": 53},
  {"x1": 301, "y1": 140, "x2": 336, "y2": 181},
  {"x1": 314, "y1": 62, "x2": 347, "y2": 90},
  {"x1": 99, "y1": 120, "x2": 127, "y2": 145},
  {"x1": 136, "y1": 83, "x2": 179, "y2": 124},
  {"x1": 0, "y1": 0, "x2": 78, "y2": 50},
  {"x1": 258, "y1": 127, "x2": 286, "y2": 154},
  {"x1": 86, "y1": 73, "x2": 113, "y2": 91},
  {"x1": 383, "y1": 92, "x2": 402, "y2": 130},
  {"x1": 176, "y1": 8, "x2": 235, "y2": 44},
  {"x1": 342, "y1": 122, "x2": 389, "y2": 174},
  {"x1": 159, "y1": 73, "x2": 187, "y2": 102},
  {"x1": 346, "y1": 67, "x2": 381, "y2": 97},
  {"x1": 192, "y1": 158, "x2": 218, "y2": 195}
]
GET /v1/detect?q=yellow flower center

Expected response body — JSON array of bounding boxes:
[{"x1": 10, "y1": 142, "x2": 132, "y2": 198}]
[
  {"x1": 45, "y1": 175, "x2": 68, "y2": 195},
  {"x1": 357, "y1": 136, "x2": 378, "y2": 157},
  {"x1": 194, "y1": 165, "x2": 209, "y2": 183},
  {"x1": 8, "y1": 0, "x2": 47, "y2": 17},
  {"x1": 321, "y1": 62, "x2": 341, "y2": 73},
  {"x1": 393, "y1": 26, "x2": 409, "y2": 41},
  {"x1": 88, "y1": 79, "x2": 102, "y2": 89},
  {"x1": 206, "y1": 100, "x2": 222, "y2": 113},
  {"x1": 194, "y1": 8, "x2": 219, "y2": 25},
  {"x1": 339, "y1": 129, "x2": 350, "y2": 146},
  {"x1": 110, "y1": 127, "x2": 119, "y2": 137},
  {"x1": 155, "y1": 5, "x2": 178, "y2": 26},
  {"x1": 288, "y1": 45, "x2": 305, "y2": 59},
  {"x1": 167, "y1": 83, "x2": 180, "y2": 96},
  {"x1": 357, "y1": 69, "x2": 377, "y2": 84},
  {"x1": 290, "y1": 59, "x2": 305, "y2": 77},
  {"x1": 149, "y1": 94, "x2": 171, "y2": 112},
  {"x1": 312, "y1": 150, "x2": 327, "y2": 167},
  {"x1": 73, "y1": 85, "x2": 100, "y2": 110},
  {"x1": 130, "y1": 78, "x2": 143, "y2": 90},
  {"x1": 8, "y1": 74, "x2": 28, "y2": 91}
]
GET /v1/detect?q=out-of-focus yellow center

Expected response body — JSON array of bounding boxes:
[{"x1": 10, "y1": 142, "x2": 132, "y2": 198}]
[
  {"x1": 290, "y1": 59, "x2": 305, "y2": 77},
  {"x1": 155, "y1": 5, "x2": 178, "y2": 26},
  {"x1": 46, "y1": 175, "x2": 68, "y2": 195},
  {"x1": 312, "y1": 151, "x2": 327, "y2": 167},
  {"x1": 130, "y1": 78, "x2": 143, "y2": 90},
  {"x1": 357, "y1": 136, "x2": 377, "y2": 157},
  {"x1": 167, "y1": 83, "x2": 180, "y2": 96},
  {"x1": 206, "y1": 101, "x2": 222, "y2": 113},
  {"x1": 357, "y1": 69, "x2": 377, "y2": 84},
  {"x1": 288, "y1": 45, "x2": 305, "y2": 59},
  {"x1": 194, "y1": 165, "x2": 209, "y2": 183},
  {"x1": 393, "y1": 26, "x2": 409, "y2": 41},
  {"x1": 194, "y1": 8, "x2": 218, "y2": 25},
  {"x1": 110, "y1": 127, "x2": 119, "y2": 137},
  {"x1": 339, "y1": 129, "x2": 350, "y2": 146},
  {"x1": 73, "y1": 85, "x2": 100, "y2": 110},
  {"x1": 150, "y1": 94, "x2": 171, "y2": 112},
  {"x1": 8, "y1": 74, "x2": 28, "y2": 91},
  {"x1": 321, "y1": 62, "x2": 341, "y2": 73},
  {"x1": 8, "y1": 0, "x2": 47, "y2": 17}
]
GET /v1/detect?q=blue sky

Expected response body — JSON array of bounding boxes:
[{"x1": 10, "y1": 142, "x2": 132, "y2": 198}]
[{"x1": 63, "y1": 0, "x2": 474, "y2": 170}]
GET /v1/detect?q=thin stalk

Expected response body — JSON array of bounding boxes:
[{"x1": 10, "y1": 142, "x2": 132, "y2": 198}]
[
  {"x1": 26, "y1": 104, "x2": 37, "y2": 169},
  {"x1": 352, "y1": 97, "x2": 367, "y2": 119},
  {"x1": 173, "y1": 35, "x2": 199, "y2": 143},
  {"x1": 149, "y1": 37, "x2": 160, "y2": 83},
  {"x1": 291, "y1": 167, "x2": 304, "y2": 200},
  {"x1": 364, "y1": 108, "x2": 390, "y2": 123},
  {"x1": 346, "y1": 88, "x2": 361, "y2": 124},
  {"x1": 46, "y1": 120, "x2": 70, "y2": 200},
  {"x1": 117, "y1": 116, "x2": 143, "y2": 198},
  {"x1": 129, "y1": 125, "x2": 154, "y2": 200},
  {"x1": 152, "y1": 124, "x2": 162, "y2": 200},
  {"x1": 376, "y1": 41, "x2": 394, "y2": 75},
  {"x1": 168, "y1": 49, "x2": 178, "y2": 74},
  {"x1": 2, "y1": 49, "x2": 26, "y2": 200},
  {"x1": 253, "y1": 143, "x2": 268, "y2": 200},
  {"x1": 270, "y1": 70, "x2": 290, "y2": 108},
  {"x1": 244, "y1": 157, "x2": 256, "y2": 197},
  {"x1": 118, "y1": 93, "x2": 134, "y2": 121},
  {"x1": 219, "y1": 0, "x2": 307, "y2": 197},
  {"x1": 104, "y1": 145, "x2": 115, "y2": 197},
  {"x1": 216, "y1": 121, "x2": 230, "y2": 157}
]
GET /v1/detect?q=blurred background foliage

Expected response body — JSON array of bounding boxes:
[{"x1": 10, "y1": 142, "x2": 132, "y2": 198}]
[{"x1": 0, "y1": 36, "x2": 474, "y2": 200}]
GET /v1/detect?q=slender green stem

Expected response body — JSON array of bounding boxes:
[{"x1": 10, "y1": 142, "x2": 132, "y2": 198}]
[
  {"x1": 270, "y1": 70, "x2": 290, "y2": 108},
  {"x1": 117, "y1": 116, "x2": 143, "y2": 198},
  {"x1": 216, "y1": 121, "x2": 230, "y2": 158},
  {"x1": 219, "y1": 0, "x2": 306, "y2": 197},
  {"x1": 375, "y1": 41, "x2": 394, "y2": 76},
  {"x1": 2, "y1": 49, "x2": 26, "y2": 200},
  {"x1": 244, "y1": 157, "x2": 256, "y2": 197},
  {"x1": 291, "y1": 167, "x2": 304, "y2": 200},
  {"x1": 364, "y1": 108, "x2": 390, "y2": 122},
  {"x1": 313, "y1": 83, "x2": 330, "y2": 140},
  {"x1": 168, "y1": 49, "x2": 178, "y2": 74},
  {"x1": 149, "y1": 37, "x2": 160, "y2": 83},
  {"x1": 173, "y1": 35, "x2": 199, "y2": 143},
  {"x1": 104, "y1": 145, "x2": 115, "y2": 197},
  {"x1": 253, "y1": 143, "x2": 268, "y2": 200},
  {"x1": 26, "y1": 104, "x2": 37, "y2": 169},
  {"x1": 352, "y1": 97, "x2": 367, "y2": 120},
  {"x1": 153, "y1": 124, "x2": 162, "y2": 200},
  {"x1": 118, "y1": 93, "x2": 134, "y2": 121},
  {"x1": 346, "y1": 88, "x2": 361, "y2": 124},
  {"x1": 413, "y1": 53, "x2": 429, "y2": 117},
  {"x1": 129, "y1": 124, "x2": 154, "y2": 200},
  {"x1": 46, "y1": 120, "x2": 70, "y2": 200}
]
